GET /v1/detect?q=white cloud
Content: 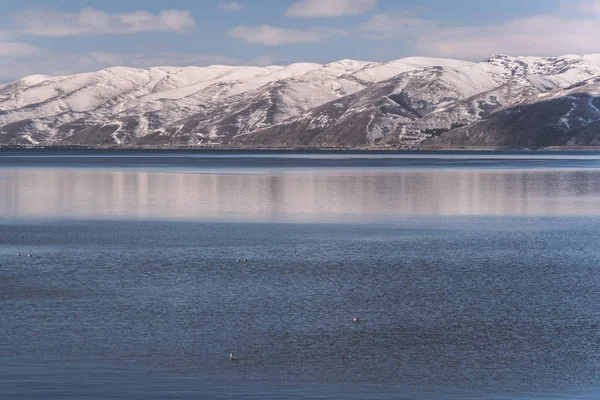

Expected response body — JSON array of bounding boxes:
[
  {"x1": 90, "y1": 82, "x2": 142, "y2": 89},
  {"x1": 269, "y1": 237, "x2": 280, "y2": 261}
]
[
  {"x1": 0, "y1": 7, "x2": 200, "y2": 81},
  {"x1": 12, "y1": 8, "x2": 196, "y2": 37},
  {"x1": 0, "y1": 30, "x2": 16, "y2": 41},
  {"x1": 359, "y1": 13, "x2": 435, "y2": 39},
  {"x1": 85, "y1": 52, "x2": 239, "y2": 69},
  {"x1": 218, "y1": 2, "x2": 244, "y2": 12},
  {"x1": 358, "y1": 2, "x2": 600, "y2": 60},
  {"x1": 0, "y1": 42, "x2": 42, "y2": 58},
  {"x1": 286, "y1": 0, "x2": 376, "y2": 18},
  {"x1": 248, "y1": 55, "x2": 279, "y2": 66},
  {"x1": 326, "y1": 27, "x2": 352, "y2": 37},
  {"x1": 579, "y1": 0, "x2": 600, "y2": 15},
  {"x1": 230, "y1": 25, "x2": 322, "y2": 45},
  {"x1": 0, "y1": 49, "x2": 280, "y2": 82},
  {"x1": 417, "y1": 14, "x2": 600, "y2": 59}
]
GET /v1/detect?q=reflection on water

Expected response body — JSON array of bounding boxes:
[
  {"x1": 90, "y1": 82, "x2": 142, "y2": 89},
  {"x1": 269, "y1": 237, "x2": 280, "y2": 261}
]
[{"x1": 3, "y1": 167, "x2": 600, "y2": 221}]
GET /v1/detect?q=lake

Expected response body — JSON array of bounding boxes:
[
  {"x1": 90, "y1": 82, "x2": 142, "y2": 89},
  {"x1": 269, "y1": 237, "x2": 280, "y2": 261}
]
[{"x1": 2, "y1": 150, "x2": 600, "y2": 399}]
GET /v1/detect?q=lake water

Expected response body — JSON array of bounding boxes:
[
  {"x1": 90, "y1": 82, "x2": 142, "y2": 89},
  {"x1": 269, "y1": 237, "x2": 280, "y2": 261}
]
[{"x1": 2, "y1": 150, "x2": 600, "y2": 399}]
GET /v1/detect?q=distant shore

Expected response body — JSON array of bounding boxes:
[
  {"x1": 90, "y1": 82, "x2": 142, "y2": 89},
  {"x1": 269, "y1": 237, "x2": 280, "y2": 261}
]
[{"x1": 3, "y1": 144, "x2": 600, "y2": 152}]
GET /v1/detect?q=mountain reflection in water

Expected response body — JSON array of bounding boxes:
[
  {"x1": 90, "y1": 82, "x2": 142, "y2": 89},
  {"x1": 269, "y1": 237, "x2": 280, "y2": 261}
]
[{"x1": 2, "y1": 167, "x2": 600, "y2": 221}]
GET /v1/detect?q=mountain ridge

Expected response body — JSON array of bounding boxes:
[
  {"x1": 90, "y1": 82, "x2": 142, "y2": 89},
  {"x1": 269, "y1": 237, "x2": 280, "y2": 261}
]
[{"x1": 2, "y1": 54, "x2": 600, "y2": 149}]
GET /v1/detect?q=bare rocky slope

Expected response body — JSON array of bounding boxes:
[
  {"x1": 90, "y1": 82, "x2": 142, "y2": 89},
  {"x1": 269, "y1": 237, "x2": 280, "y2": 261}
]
[{"x1": 2, "y1": 54, "x2": 600, "y2": 149}]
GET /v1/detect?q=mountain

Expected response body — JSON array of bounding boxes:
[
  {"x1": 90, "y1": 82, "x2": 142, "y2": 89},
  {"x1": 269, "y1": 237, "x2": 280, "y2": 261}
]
[
  {"x1": 427, "y1": 77, "x2": 600, "y2": 149},
  {"x1": 2, "y1": 54, "x2": 600, "y2": 149},
  {"x1": 233, "y1": 62, "x2": 507, "y2": 148},
  {"x1": 0, "y1": 63, "x2": 325, "y2": 145}
]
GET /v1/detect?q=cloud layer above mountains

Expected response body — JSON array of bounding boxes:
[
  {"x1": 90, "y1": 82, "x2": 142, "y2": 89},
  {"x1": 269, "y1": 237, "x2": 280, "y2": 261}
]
[{"x1": 1, "y1": 0, "x2": 600, "y2": 82}]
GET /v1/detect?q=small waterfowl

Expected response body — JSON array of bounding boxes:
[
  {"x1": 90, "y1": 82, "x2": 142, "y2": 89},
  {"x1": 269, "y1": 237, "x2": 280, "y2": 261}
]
[
  {"x1": 27, "y1": 254, "x2": 32, "y2": 258},
  {"x1": 229, "y1": 352, "x2": 239, "y2": 361},
  {"x1": 353, "y1": 317, "x2": 360, "y2": 323},
  {"x1": 17, "y1": 253, "x2": 21, "y2": 256}
]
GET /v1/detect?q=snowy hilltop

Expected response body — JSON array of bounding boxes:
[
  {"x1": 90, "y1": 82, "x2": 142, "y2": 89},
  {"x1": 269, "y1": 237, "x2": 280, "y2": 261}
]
[{"x1": 2, "y1": 54, "x2": 600, "y2": 149}]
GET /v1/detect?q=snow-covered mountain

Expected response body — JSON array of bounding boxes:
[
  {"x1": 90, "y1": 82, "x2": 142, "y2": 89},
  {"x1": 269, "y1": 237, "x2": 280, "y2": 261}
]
[
  {"x1": 427, "y1": 76, "x2": 600, "y2": 149},
  {"x1": 2, "y1": 54, "x2": 600, "y2": 148}
]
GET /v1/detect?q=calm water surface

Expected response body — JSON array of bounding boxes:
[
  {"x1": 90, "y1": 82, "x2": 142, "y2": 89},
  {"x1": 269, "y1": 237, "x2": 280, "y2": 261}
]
[{"x1": 2, "y1": 150, "x2": 600, "y2": 399}]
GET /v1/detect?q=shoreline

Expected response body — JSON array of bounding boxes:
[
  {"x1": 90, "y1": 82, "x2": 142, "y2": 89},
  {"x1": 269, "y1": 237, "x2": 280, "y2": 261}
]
[{"x1": 3, "y1": 144, "x2": 600, "y2": 152}]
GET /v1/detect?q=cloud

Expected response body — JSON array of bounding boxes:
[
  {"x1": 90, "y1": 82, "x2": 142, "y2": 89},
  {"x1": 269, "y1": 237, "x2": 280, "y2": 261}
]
[
  {"x1": 0, "y1": 49, "x2": 281, "y2": 82},
  {"x1": 85, "y1": 52, "x2": 239, "y2": 69},
  {"x1": 12, "y1": 8, "x2": 196, "y2": 37},
  {"x1": 0, "y1": 30, "x2": 17, "y2": 41},
  {"x1": 0, "y1": 42, "x2": 42, "y2": 58},
  {"x1": 218, "y1": 2, "x2": 244, "y2": 12},
  {"x1": 417, "y1": 14, "x2": 600, "y2": 59},
  {"x1": 286, "y1": 0, "x2": 376, "y2": 18},
  {"x1": 579, "y1": 0, "x2": 600, "y2": 15},
  {"x1": 358, "y1": 13, "x2": 436, "y2": 39},
  {"x1": 230, "y1": 25, "x2": 322, "y2": 45},
  {"x1": 358, "y1": 2, "x2": 600, "y2": 60},
  {"x1": 326, "y1": 27, "x2": 352, "y2": 37},
  {"x1": 248, "y1": 55, "x2": 279, "y2": 66}
]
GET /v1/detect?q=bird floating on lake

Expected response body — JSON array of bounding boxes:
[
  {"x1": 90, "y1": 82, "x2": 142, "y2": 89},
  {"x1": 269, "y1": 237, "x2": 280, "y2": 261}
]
[
  {"x1": 230, "y1": 352, "x2": 239, "y2": 361},
  {"x1": 353, "y1": 317, "x2": 360, "y2": 323}
]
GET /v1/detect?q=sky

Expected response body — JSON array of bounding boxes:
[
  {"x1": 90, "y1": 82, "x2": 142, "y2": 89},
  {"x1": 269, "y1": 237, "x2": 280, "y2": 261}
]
[{"x1": 0, "y1": 0, "x2": 598, "y2": 81}]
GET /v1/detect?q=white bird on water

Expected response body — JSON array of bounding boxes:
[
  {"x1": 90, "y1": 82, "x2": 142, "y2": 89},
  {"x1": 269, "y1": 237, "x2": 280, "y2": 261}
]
[
  {"x1": 230, "y1": 352, "x2": 239, "y2": 361},
  {"x1": 353, "y1": 317, "x2": 360, "y2": 323}
]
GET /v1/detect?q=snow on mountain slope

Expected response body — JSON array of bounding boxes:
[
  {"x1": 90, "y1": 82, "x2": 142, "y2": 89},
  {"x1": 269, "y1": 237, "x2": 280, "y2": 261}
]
[
  {"x1": 58, "y1": 60, "x2": 378, "y2": 146},
  {"x1": 0, "y1": 63, "x2": 327, "y2": 143},
  {"x1": 234, "y1": 64, "x2": 508, "y2": 148},
  {"x1": 0, "y1": 63, "x2": 324, "y2": 121},
  {"x1": 112, "y1": 61, "x2": 368, "y2": 120},
  {"x1": 486, "y1": 54, "x2": 600, "y2": 87},
  {"x1": 526, "y1": 76, "x2": 600, "y2": 103},
  {"x1": 3, "y1": 53, "x2": 600, "y2": 148},
  {"x1": 390, "y1": 78, "x2": 542, "y2": 146},
  {"x1": 349, "y1": 57, "x2": 499, "y2": 84},
  {"x1": 0, "y1": 74, "x2": 52, "y2": 98},
  {"x1": 64, "y1": 62, "x2": 328, "y2": 142},
  {"x1": 97, "y1": 70, "x2": 369, "y2": 146},
  {"x1": 115, "y1": 63, "x2": 323, "y2": 113},
  {"x1": 381, "y1": 55, "x2": 600, "y2": 146},
  {"x1": 1, "y1": 68, "x2": 151, "y2": 114},
  {"x1": 236, "y1": 55, "x2": 600, "y2": 149},
  {"x1": 427, "y1": 77, "x2": 600, "y2": 149},
  {"x1": 317, "y1": 59, "x2": 373, "y2": 76}
]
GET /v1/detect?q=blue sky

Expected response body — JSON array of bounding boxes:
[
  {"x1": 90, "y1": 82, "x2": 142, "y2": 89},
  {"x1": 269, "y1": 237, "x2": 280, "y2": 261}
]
[{"x1": 0, "y1": 0, "x2": 597, "y2": 81}]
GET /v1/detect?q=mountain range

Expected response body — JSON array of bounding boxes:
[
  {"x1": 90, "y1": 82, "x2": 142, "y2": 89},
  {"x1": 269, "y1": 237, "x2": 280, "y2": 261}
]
[{"x1": 2, "y1": 54, "x2": 600, "y2": 149}]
